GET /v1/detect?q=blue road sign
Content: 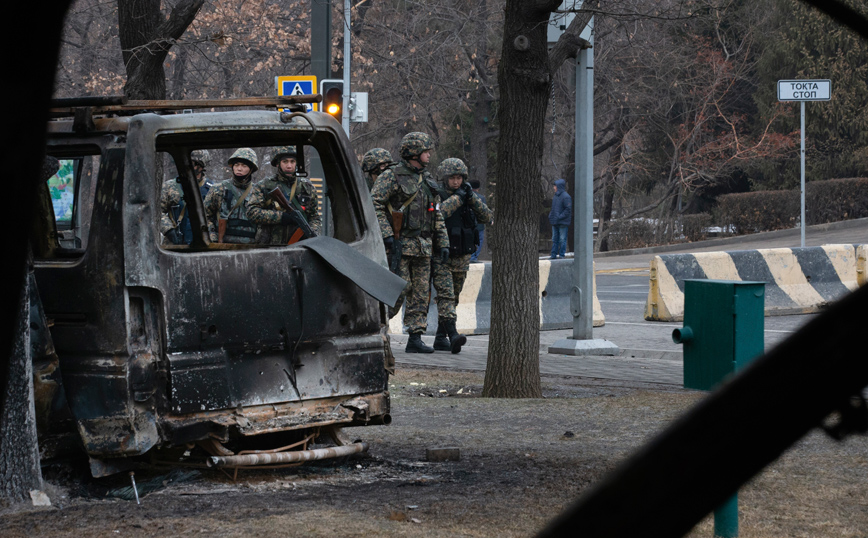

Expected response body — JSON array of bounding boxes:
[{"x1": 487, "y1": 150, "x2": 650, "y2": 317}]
[{"x1": 275, "y1": 76, "x2": 318, "y2": 112}]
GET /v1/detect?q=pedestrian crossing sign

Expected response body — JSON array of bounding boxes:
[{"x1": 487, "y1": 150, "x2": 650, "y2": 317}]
[{"x1": 275, "y1": 75, "x2": 318, "y2": 112}]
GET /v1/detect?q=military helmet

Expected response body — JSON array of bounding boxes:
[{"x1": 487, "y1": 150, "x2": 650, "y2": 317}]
[
  {"x1": 436, "y1": 158, "x2": 468, "y2": 182},
  {"x1": 270, "y1": 146, "x2": 297, "y2": 167},
  {"x1": 227, "y1": 147, "x2": 258, "y2": 172},
  {"x1": 191, "y1": 149, "x2": 211, "y2": 168},
  {"x1": 361, "y1": 148, "x2": 394, "y2": 173},
  {"x1": 400, "y1": 132, "x2": 434, "y2": 160}
]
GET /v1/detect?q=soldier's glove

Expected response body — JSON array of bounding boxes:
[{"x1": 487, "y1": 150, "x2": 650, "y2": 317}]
[
  {"x1": 461, "y1": 184, "x2": 473, "y2": 204},
  {"x1": 165, "y1": 228, "x2": 184, "y2": 245},
  {"x1": 440, "y1": 248, "x2": 450, "y2": 263},
  {"x1": 279, "y1": 212, "x2": 295, "y2": 226},
  {"x1": 384, "y1": 236, "x2": 394, "y2": 251}
]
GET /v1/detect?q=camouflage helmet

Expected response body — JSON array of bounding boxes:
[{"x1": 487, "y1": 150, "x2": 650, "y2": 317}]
[
  {"x1": 399, "y1": 132, "x2": 434, "y2": 160},
  {"x1": 191, "y1": 149, "x2": 211, "y2": 168},
  {"x1": 270, "y1": 145, "x2": 297, "y2": 167},
  {"x1": 361, "y1": 148, "x2": 394, "y2": 173},
  {"x1": 227, "y1": 147, "x2": 258, "y2": 172},
  {"x1": 436, "y1": 158, "x2": 468, "y2": 182}
]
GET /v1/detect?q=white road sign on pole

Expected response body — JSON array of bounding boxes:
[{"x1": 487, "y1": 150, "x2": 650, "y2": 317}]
[
  {"x1": 777, "y1": 79, "x2": 831, "y2": 101},
  {"x1": 778, "y1": 79, "x2": 832, "y2": 248}
]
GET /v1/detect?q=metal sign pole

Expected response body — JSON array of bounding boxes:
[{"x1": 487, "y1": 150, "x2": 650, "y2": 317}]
[
  {"x1": 777, "y1": 79, "x2": 831, "y2": 248},
  {"x1": 549, "y1": 16, "x2": 618, "y2": 357},
  {"x1": 800, "y1": 100, "x2": 806, "y2": 248},
  {"x1": 342, "y1": 0, "x2": 351, "y2": 135}
]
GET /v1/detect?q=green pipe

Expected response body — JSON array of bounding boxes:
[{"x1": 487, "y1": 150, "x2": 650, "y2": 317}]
[{"x1": 714, "y1": 494, "x2": 738, "y2": 537}]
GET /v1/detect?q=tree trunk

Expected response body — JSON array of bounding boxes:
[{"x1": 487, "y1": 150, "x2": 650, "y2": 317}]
[
  {"x1": 484, "y1": 4, "x2": 592, "y2": 398},
  {"x1": 468, "y1": 0, "x2": 493, "y2": 190},
  {"x1": 598, "y1": 147, "x2": 621, "y2": 252},
  {"x1": 0, "y1": 258, "x2": 43, "y2": 501},
  {"x1": 118, "y1": 0, "x2": 204, "y2": 100},
  {"x1": 470, "y1": 92, "x2": 493, "y2": 188},
  {"x1": 484, "y1": 0, "x2": 562, "y2": 398},
  {"x1": 2, "y1": 0, "x2": 70, "y2": 502},
  {"x1": 169, "y1": 44, "x2": 190, "y2": 99}
]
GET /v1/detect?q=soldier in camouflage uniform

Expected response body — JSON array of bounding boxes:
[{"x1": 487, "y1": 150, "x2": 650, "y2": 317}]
[
  {"x1": 361, "y1": 148, "x2": 395, "y2": 190},
  {"x1": 160, "y1": 150, "x2": 215, "y2": 245},
  {"x1": 246, "y1": 146, "x2": 321, "y2": 244},
  {"x1": 431, "y1": 158, "x2": 493, "y2": 353},
  {"x1": 371, "y1": 132, "x2": 449, "y2": 353},
  {"x1": 203, "y1": 148, "x2": 260, "y2": 244}
]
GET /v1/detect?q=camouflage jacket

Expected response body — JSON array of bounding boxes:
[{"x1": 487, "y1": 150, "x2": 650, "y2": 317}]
[
  {"x1": 439, "y1": 183, "x2": 494, "y2": 223},
  {"x1": 160, "y1": 176, "x2": 214, "y2": 243},
  {"x1": 203, "y1": 179, "x2": 258, "y2": 244},
  {"x1": 246, "y1": 174, "x2": 321, "y2": 244},
  {"x1": 371, "y1": 160, "x2": 448, "y2": 257}
]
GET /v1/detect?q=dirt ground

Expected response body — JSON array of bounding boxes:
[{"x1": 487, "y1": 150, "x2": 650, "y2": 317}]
[{"x1": 1, "y1": 365, "x2": 867, "y2": 537}]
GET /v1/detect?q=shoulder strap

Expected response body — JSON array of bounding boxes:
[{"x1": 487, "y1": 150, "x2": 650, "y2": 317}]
[
  {"x1": 229, "y1": 183, "x2": 254, "y2": 216},
  {"x1": 387, "y1": 172, "x2": 424, "y2": 213}
]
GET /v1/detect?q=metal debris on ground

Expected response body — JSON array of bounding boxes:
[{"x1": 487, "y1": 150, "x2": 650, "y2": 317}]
[{"x1": 105, "y1": 469, "x2": 200, "y2": 501}]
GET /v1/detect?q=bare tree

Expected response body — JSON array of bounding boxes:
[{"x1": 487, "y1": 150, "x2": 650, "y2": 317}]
[
  {"x1": 119, "y1": 0, "x2": 205, "y2": 99},
  {"x1": 483, "y1": 1, "x2": 592, "y2": 398},
  {"x1": 591, "y1": 1, "x2": 794, "y2": 249}
]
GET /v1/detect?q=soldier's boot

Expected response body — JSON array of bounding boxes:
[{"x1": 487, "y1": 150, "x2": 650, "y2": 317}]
[
  {"x1": 433, "y1": 318, "x2": 451, "y2": 351},
  {"x1": 445, "y1": 320, "x2": 467, "y2": 354},
  {"x1": 406, "y1": 332, "x2": 435, "y2": 354}
]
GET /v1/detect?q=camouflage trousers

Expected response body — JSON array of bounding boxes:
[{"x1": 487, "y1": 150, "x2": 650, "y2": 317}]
[
  {"x1": 431, "y1": 254, "x2": 472, "y2": 321},
  {"x1": 389, "y1": 254, "x2": 432, "y2": 334}
]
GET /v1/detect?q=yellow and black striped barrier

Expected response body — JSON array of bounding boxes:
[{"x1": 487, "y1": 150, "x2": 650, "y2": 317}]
[
  {"x1": 645, "y1": 244, "x2": 865, "y2": 321},
  {"x1": 389, "y1": 259, "x2": 605, "y2": 335}
]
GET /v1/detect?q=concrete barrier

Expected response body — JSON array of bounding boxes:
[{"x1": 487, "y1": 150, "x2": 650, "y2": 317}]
[
  {"x1": 389, "y1": 259, "x2": 605, "y2": 335},
  {"x1": 859, "y1": 244, "x2": 868, "y2": 287},
  {"x1": 645, "y1": 244, "x2": 864, "y2": 322}
]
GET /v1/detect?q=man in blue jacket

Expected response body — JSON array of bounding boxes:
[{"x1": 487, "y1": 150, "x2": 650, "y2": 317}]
[{"x1": 548, "y1": 178, "x2": 572, "y2": 259}]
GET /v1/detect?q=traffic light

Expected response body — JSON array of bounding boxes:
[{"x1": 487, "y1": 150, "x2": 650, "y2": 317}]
[{"x1": 320, "y1": 79, "x2": 344, "y2": 121}]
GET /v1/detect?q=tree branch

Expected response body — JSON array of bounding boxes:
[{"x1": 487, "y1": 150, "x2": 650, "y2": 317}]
[
  {"x1": 549, "y1": 11, "x2": 594, "y2": 71},
  {"x1": 533, "y1": 0, "x2": 565, "y2": 14}
]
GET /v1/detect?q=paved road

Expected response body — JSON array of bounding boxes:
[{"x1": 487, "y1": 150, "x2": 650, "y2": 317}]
[{"x1": 392, "y1": 218, "x2": 867, "y2": 386}]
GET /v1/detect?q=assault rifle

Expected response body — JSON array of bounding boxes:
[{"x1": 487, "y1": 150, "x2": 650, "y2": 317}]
[{"x1": 267, "y1": 187, "x2": 316, "y2": 244}]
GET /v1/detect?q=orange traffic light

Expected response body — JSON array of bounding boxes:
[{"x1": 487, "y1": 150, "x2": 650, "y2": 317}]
[{"x1": 320, "y1": 80, "x2": 343, "y2": 121}]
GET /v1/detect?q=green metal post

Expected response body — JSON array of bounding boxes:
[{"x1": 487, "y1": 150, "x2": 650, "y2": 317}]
[
  {"x1": 673, "y1": 280, "x2": 765, "y2": 537},
  {"x1": 714, "y1": 494, "x2": 739, "y2": 537},
  {"x1": 310, "y1": 0, "x2": 331, "y2": 83},
  {"x1": 310, "y1": 0, "x2": 331, "y2": 234}
]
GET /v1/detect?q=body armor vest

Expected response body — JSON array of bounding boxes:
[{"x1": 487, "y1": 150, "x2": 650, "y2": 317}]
[
  {"x1": 221, "y1": 182, "x2": 257, "y2": 242},
  {"x1": 260, "y1": 177, "x2": 313, "y2": 219},
  {"x1": 394, "y1": 165, "x2": 435, "y2": 239},
  {"x1": 439, "y1": 187, "x2": 478, "y2": 256}
]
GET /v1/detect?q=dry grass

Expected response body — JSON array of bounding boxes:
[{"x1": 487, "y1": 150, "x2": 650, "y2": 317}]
[{"x1": 1, "y1": 366, "x2": 866, "y2": 537}]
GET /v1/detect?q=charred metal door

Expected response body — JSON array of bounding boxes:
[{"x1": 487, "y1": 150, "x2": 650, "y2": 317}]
[
  {"x1": 122, "y1": 115, "x2": 386, "y2": 417},
  {"x1": 35, "y1": 142, "x2": 161, "y2": 457}
]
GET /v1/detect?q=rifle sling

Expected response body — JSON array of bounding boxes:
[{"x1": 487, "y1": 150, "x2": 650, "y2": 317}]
[
  {"x1": 387, "y1": 173, "x2": 424, "y2": 234},
  {"x1": 228, "y1": 183, "x2": 254, "y2": 217}
]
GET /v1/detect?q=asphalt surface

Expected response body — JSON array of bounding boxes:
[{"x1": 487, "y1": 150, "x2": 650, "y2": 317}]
[{"x1": 391, "y1": 218, "x2": 868, "y2": 386}]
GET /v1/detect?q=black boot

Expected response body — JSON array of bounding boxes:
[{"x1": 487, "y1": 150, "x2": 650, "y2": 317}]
[
  {"x1": 405, "y1": 332, "x2": 434, "y2": 353},
  {"x1": 433, "y1": 319, "x2": 451, "y2": 351},
  {"x1": 445, "y1": 320, "x2": 467, "y2": 354}
]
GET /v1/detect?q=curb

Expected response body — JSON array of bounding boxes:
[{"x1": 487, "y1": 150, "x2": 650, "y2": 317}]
[{"x1": 596, "y1": 218, "x2": 868, "y2": 259}]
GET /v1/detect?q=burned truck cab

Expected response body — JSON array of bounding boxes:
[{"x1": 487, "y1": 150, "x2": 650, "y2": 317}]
[{"x1": 34, "y1": 98, "x2": 401, "y2": 475}]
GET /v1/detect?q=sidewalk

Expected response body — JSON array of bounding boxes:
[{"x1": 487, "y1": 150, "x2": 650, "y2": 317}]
[
  {"x1": 390, "y1": 319, "x2": 810, "y2": 387},
  {"x1": 390, "y1": 326, "x2": 685, "y2": 386},
  {"x1": 391, "y1": 219, "x2": 867, "y2": 386}
]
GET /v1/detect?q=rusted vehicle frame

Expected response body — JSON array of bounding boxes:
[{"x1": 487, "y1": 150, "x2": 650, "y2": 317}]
[{"x1": 34, "y1": 100, "x2": 397, "y2": 476}]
